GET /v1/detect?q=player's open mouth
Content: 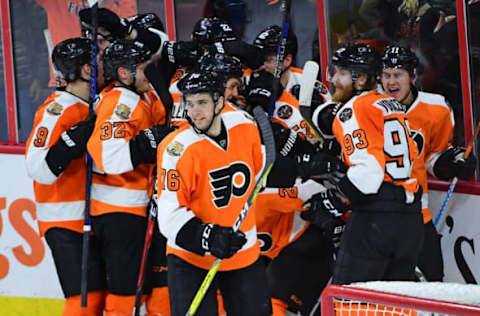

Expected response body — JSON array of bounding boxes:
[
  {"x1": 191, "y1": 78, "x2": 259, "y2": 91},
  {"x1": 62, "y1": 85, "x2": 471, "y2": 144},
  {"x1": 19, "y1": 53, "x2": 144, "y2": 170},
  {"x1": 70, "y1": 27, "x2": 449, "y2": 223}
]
[{"x1": 388, "y1": 88, "x2": 400, "y2": 96}]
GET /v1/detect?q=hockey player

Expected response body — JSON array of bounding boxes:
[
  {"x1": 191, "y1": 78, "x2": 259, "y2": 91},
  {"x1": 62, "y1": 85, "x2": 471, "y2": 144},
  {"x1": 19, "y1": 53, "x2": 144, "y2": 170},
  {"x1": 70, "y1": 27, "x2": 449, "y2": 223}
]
[
  {"x1": 316, "y1": 44, "x2": 424, "y2": 284},
  {"x1": 192, "y1": 17, "x2": 265, "y2": 70},
  {"x1": 253, "y1": 25, "x2": 300, "y2": 92},
  {"x1": 246, "y1": 69, "x2": 321, "y2": 144},
  {"x1": 79, "y1": 8, "x2": 167, "y2": 55},
  {"x1": 86, "y1": 39, "x2": 174, "y2": 316},
  {"x1": 252, "y1": 24, "x2": 330, "y2": 107},
  {"x1": 79, "y1": 8, "x2": 173, "y2": 112},
  {"x1": 156, "y1": 71, "x2": 272, "y2": 316},
  {"x1": 197, "y1": 52, "x2": 248, "y2": 111},
  {"x1": 380, "y1": 45, "x2": 477, "y2": 281},
  {"x1": 25, "y1": 38, "x2": 105, "y2": 316}
]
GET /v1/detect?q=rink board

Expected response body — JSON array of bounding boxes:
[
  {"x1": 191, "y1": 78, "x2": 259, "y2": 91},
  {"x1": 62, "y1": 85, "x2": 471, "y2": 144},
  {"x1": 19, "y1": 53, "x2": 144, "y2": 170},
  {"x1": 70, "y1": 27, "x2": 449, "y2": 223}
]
[{"x1": 1, "y1": 153, "x2": 480, "y2": 315}]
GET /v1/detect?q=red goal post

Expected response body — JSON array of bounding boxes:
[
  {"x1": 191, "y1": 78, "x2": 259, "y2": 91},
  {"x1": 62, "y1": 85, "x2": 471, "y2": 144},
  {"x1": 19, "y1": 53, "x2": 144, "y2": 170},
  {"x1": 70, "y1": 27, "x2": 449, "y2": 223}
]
[{"x1": 321, "y1": 282, "x2": 480, "y2": 316}]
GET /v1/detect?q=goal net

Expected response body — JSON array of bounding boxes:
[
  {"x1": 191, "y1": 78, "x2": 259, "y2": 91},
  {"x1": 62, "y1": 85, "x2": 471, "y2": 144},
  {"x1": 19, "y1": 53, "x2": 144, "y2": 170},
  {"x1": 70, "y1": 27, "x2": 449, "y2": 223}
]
[{"x1": 321, "y1": 282, "x2": 480, "y2": 316}]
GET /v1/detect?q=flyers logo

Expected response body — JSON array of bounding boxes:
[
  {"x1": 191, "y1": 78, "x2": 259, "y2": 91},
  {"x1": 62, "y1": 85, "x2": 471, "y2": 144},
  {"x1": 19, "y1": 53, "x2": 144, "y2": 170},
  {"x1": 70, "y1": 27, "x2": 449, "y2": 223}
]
[
  {"x1": 411, "y1": 128, "x2": 425, "y2": 156},
  {"x1": 209, "y1": 162, "x2": 251, "y2": 208}
]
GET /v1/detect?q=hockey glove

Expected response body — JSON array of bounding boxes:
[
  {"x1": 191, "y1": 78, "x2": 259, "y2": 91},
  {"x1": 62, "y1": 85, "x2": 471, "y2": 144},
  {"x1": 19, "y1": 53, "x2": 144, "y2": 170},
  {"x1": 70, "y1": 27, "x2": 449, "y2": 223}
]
[
  {"x1": 302, "y1": 190, "x2": 347, "y2": 252},
  {"x1": 302, "y1": 189, "x2": 349, "y2": 219},
  {"x1": 130, "y1": 124, "x2": 177, "y2": 168},
  {"x1": 296, "y1": 152, "x2": 347, "y2": 183},
  {"x1": 79, "y1": 7, "x2": 133, "y2": 40},
  {"x1": 161, "y1": 40, "x2": 200, "y2": 66},
  {"x1": 433, "y1": 146, "x2": 477, "y2": 181},
  {"x1": 246, "y1": 70, "x2": 283, "y2": 111},
  {"x1": 45, "y1": 112, "x2": 96, "y2": 176},
  {"x1": 312, "y1": 102, "x2": 343, "y2": 139},
  {"x1": 175, "y1": 218, "x2": 247, "y2": 259},
  {"x1": 220, "y1": 40, "x2": 265, "y2": 70},
  {"x1": 321, "y1": 138, "x2": 342, "y2": 157},
  {"x1": 272, "y1": 123, "x2": 316, "y2": 158},
  {"x1": 330, "y1": 218, "x2": 346, "y2": 254},
  {"x1": 201, "y1": 223, "x2": 247, "y2": 259}
]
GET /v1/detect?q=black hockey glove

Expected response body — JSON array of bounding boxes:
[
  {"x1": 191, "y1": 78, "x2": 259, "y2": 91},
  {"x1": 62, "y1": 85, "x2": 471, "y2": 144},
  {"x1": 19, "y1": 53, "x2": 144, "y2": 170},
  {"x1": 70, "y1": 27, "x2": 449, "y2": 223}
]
[
  {"x1": 201, "y1": 223, "x2": 247, "y2": 259},
  {"x1": 130, "y1": 124, "x2": 177, "y2": 168},
  {"x1": 176, "y1": 218, "x2": 247, "y2": 259},
  {"x1": 79, "y1": 7, "x2": 133, "y2": 40},
  {"x1": 312, "y1": 102, "x2": 343, "y2": 139},
  {"x1": 246, "y1": 70, "x2": 283, "y2": 111},
  {"x1": 433, "y1": 146, "x2": 477, "y2": 181},
  {"x1": 295, "y1": 152, "x2": 347, "y2": 183},
  {"x1": 45, "y1": 112, "x2": 96, "y2": 176},
  {"x1": 302, "y1": 190, "x2": 347, "y2": 253},
  {"x1": 321, "y1": 138, "x2": 342, "y2": 157},
  {"x1": 220, "y1": 40, "x2": 265, "y2": 70},
  {"x1": 272, "y1": 123, "x2": 316, "y2": 158},
  {"x1": 161, "y1": 40, "x2": 200, "y2": 66},
  {"x1": 302, "y1": 189, "x2": 349, "y2": 219}
]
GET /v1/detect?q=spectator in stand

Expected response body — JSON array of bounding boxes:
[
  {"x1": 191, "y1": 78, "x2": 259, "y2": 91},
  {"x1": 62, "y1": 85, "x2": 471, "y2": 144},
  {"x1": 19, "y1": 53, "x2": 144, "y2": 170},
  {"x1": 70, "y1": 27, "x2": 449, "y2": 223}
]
[{"x1": 1, "y1": 0, "x2": 51, "y2": 142}]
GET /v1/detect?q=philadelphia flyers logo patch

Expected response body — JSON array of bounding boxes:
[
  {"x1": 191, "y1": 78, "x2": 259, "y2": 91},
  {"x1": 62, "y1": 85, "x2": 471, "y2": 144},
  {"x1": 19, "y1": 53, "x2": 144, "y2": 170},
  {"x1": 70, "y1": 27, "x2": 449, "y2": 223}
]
[{"x1": 209, "y1": 162, "x2": 251, "y2": 208}]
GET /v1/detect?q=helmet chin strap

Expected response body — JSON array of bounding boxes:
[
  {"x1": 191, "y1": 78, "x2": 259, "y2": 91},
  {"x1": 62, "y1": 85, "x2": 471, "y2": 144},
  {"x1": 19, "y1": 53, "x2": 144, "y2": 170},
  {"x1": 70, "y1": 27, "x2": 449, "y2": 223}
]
[{"x1": 118, "y1": 68, "x2": 139, "y2": 93}]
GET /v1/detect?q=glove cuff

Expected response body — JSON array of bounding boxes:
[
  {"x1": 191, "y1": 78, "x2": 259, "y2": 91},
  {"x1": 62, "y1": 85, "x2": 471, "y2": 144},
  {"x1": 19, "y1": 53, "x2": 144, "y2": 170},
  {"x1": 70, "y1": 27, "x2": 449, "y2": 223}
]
[
  {"x1": 337, "y1": 175, "x2": 364, "y2": 204},
  {"x1": 201, "y1": 223, "x2": 214, "y2": 252},
  {"x1": 175, "y1": 217, "x2": 207, "y2": 255},
  {"x1": 45, "y1": 140, "x2": 74, "y2": 177}
]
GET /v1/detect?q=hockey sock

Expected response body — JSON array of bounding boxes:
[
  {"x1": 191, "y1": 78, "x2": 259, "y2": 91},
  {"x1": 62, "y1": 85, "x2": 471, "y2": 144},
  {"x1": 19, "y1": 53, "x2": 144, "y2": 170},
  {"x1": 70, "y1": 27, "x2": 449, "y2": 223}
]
[
  {"x1": 217, "y1": 290, "x2": 226, "y2": 316},
  {"x1": 104, "y1": 293, "x2": 136, "y2": 316},
  {"x1": 62, "y1": 291, "x2": 106, "y2": 316},
  {"x1": 271, "y1": 298, "x2": 288, "y2": 316},
  {"x1": 146, "y1": 286, "x2": 171, "y2": 316}
]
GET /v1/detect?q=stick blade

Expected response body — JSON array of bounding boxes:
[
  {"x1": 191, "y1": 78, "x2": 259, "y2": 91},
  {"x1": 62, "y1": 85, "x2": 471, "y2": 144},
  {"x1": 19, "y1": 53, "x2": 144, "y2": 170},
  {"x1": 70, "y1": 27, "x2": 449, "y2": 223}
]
[{"x1": 299, "y1": 61, "x2": 319, "y2": 108}]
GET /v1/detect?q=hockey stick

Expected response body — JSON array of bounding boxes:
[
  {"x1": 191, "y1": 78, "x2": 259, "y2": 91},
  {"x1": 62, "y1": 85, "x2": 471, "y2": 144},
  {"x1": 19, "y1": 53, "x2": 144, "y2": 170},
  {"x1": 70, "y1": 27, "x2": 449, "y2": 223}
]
[
  {"x1": 299, "y1": 60, "x2": 324, "y2": 143},
  {"x1": 434, "y1": 120, "x2": 480, "y2": 228},
  {"x1": 134, "y1": 172, "x2": 159, "y2": 316},
  {"x1": 268, "y1": 0, "x2": 292, "y2": 118},
  {"x1": 185, "y1": 106, "x2": 276, "y2": 316},
  {"x1": 81, "y1": 0, "x2": 98, "y2": 308}
]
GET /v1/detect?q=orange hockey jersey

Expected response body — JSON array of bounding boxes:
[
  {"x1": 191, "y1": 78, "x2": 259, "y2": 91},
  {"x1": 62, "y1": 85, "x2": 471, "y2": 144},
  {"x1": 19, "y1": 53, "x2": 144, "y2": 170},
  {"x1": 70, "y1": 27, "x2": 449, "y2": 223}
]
[
  {"x1": 272, "y1": 91, "x2": 320, "y2": 144},
  {"x1": 87, "y1": 86, "x2": 156, "y2": 217},
  {"x1": 156, "y1": 110, "x2": 265, "y2": 271},
  {"x1": 25, "y1": 90, "x2": 89, "y2": 236},
  {"x1": 256, "y1": 179, "x2": 326, "y2": 259},
  {"x1": 142, "y1": 86, "x2": 167, "y2": 125},
  {"x1": 332, "y1": 91, "x2": 419, "y2": 198},
  {"x1": 407, "y1": 92, "x2": 454, "y2": 222}
]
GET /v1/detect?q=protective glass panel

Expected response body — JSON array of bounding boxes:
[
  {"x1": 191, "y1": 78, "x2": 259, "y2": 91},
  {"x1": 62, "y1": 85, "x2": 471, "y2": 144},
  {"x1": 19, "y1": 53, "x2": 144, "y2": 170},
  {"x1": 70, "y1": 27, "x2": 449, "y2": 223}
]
[
  {"x1": 324, "y1": 0, "x2": 466, "y2": 145},
  {"x1": 468, "y1": 1, "x2": 480, "y2": 179},
  {"x1": 9, "y1": 0, "x2": 166, "y2": 143},
  {"x1": 0, "y1": 30, "x2": 6, "y2": 142}
]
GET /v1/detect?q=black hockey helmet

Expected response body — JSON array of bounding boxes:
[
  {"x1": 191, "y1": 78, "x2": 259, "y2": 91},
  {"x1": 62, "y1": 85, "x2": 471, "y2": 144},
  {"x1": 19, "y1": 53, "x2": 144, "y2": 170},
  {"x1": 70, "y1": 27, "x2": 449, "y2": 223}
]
[
  {"x1": 178, "y1": 71, "x2": 224, "y2": 98},
  {"x1": 192, "y1": 17, "x2": 236, "y2": 44},
  {"x1": 253, "y1": 25, "x2": 298, "y2": 58},
  {"x1": 52, "y1": 37, "x2": 93, "y2": 83},
  {"x1": 103, "y1": 39, "x2": 152, "y2": 83},
  {"x1": 382, "y1": 45, "x2": 419, "y2": 76},
  {"x1": 197, "y1": 52, "x2": 243, "y2": 81},
  {"x1": 332, "y1": 43, "x2": 381, "y2": 79},
  {"x1": 179, "y1": 71, "x2": 225, "y2": 133},
  {"x1": 129, "y1": 13, "x2": 165, "y2": 32}
]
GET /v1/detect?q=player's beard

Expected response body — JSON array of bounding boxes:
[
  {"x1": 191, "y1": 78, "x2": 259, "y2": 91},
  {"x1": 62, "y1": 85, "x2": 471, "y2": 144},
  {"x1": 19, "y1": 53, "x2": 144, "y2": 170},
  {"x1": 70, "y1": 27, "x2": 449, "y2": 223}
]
[{"x1": 332, "y1": 82, "x2": 353, "y2": 103}]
